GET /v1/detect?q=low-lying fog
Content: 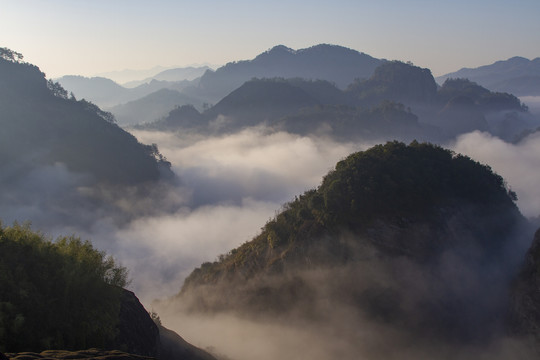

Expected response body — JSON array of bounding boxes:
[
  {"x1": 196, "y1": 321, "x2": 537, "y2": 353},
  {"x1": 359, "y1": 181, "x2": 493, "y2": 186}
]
[
  {"x1": 3, "y1": 125, "x2": 540, "y2": 306},
  {"x1": 3, "y1": 120, "x2": 540, "y2": 358}
]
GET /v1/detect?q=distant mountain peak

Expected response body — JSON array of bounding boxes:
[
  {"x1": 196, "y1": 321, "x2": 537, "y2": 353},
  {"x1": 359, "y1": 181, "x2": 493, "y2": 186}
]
[{"x1": 436, "y1": 56, "x2": 540, "y2": 96}]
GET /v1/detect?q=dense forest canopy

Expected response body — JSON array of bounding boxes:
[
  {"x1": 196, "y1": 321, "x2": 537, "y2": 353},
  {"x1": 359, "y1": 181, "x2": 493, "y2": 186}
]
[
  {"x1": 0, "y1": 222, "x2": 128, "y2": 352},
  {"x1": 182, "y1": 141, "x2": 521, "y2": 288}
]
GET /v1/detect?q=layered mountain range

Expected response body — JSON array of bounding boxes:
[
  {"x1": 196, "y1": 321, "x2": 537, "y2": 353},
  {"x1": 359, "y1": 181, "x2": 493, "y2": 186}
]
[
  {"x1": 3, "y1": 44, "x2": 540, "y2": 359},
  {"x1": 437, "y1": 56, "x2": 540, "y2": 96},
  {"x1": 144, "y1": 61, "x2": 532, "y2": 142}
]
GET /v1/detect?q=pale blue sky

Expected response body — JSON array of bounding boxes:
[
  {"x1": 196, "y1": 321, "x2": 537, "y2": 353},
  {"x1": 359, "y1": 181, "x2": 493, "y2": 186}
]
[{"x1": 1, "y1": 0, "x2": 539, "y2": 78}]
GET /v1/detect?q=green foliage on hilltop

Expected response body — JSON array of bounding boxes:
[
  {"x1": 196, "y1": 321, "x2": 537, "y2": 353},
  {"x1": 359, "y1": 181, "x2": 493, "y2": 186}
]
[
  {"x1": 0, "y1": 222, "x2": 128, "y2": 352},
  {"x1": 182, "y1": 141, "x2": 518, "y2": 289}
]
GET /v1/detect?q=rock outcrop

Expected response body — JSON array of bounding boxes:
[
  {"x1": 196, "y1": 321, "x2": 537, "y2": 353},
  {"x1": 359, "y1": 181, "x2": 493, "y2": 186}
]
[
  {"x1": 113, "y1": 290, "x2": 160, "y2": 357},
  {"x1": 115, "y1": 290, "x2": 216, "y2": 360},
  {"x1": 3, "y1": 348, "x2": 156, "y2": 360}
]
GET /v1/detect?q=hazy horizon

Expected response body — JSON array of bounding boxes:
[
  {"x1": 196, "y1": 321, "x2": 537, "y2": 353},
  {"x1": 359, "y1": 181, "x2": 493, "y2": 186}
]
[{"x1": 2, "y1": 0, "x2": 540, "y2": 79}]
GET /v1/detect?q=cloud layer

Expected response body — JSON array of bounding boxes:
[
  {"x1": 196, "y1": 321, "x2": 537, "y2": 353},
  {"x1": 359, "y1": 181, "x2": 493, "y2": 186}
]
[{"x1": 452, "y1": 131, "x2": 540, "y2": 218}]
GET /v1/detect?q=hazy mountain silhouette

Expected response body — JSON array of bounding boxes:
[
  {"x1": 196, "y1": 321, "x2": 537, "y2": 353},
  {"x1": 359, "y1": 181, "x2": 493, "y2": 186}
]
[
  {"x1": 123, "y1": 66, "x2": 210, "y2": 88},
  {"x1": 57, "y1": 75, "x2": 195, "y2": 109},
  {"x1": 56, "y1": 75, "x2": 130, "y2": 107},
  {"x1": 109, "y1": 88, "x2": 201, "y2": 126},
  {"x1": 183, "y1": 44, "x2": 383, "y2": 104},
  {"x1": 145, "y1": 61, "x2": 533, "y2": 142},
  {"x1": 142, "y1": 78, "x2": 326, "y2": 133},
  {"x1": 0, "y1": 50, "x2": 177, "y2": 229},
  {"x1": 142, "y1": 78, "x2": 429, "y2": 140},
  {"x1": 0, "y1": 57, "x2": 172, "y2": 185},
  {"x1": 437, "y1": 56, "x2": 540, "y2": 96},
  {"x1": 347, "y1": 60, "x2": 438, "y2": 106},
  {"x1": 96, "y1": 65, "x2": 170, "y2": 84}
]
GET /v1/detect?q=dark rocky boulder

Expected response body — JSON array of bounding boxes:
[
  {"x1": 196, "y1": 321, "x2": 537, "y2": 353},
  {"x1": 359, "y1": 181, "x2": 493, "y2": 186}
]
[
  {"x1": 158, "y1": 326, "x2": 216, "y2": 360},
  {"x1": 3, "y1": 348, "x2": 156, "y2": 360},
  {"x1": 115, "y1": 290, "x2": 216, "y2": 360},
  {"x1": 113, "y1": 290, "x2": 161, "y2": 357}
]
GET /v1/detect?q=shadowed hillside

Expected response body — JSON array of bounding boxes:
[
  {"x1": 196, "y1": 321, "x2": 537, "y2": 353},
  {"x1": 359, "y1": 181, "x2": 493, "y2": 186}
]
[{"x1": 171, "y1": 142, "x2": 531, "y2": 356}]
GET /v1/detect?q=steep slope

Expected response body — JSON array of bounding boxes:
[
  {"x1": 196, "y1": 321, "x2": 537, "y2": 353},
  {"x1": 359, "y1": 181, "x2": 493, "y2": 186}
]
[
  {"x1": 0, "y1": 222, "x2": 215, "y2": 360},
  {"x1": 347, "y1": 60, "x2": 438, "y2": 106},
  {"x1": 177, "y1": 142, "x2": 528, "y2": 344},
  {"x1": 435, "y1": 78, "x2": 532, "y2": 139},
  {"x1": 346, "y1": 62, "x2": 532, "y2": 140},
  {"x1": 0, "y1": 55, "x2": 172, "y2": 185},
  {"x1": 437, "y1": 56, "x2": 540, "y2": 96},
  {"x1": 205, "y1": 78, "x2": 321, "y2": 127},
  {"x1": 57, "y1": 76, "x2": 195, "y2": 110},
  {"x1": 275, "y1": 102, "x2": 429, "y2": 141},
  {"x1": 109, "y1": 88, "x2": 200, "y2": 126},
  {"x1": 0, "y1": 51, "x2": 177, "y2": 229},
  {"x1": 510, "y1": 228, "x2": 540, "y2": 350},
  {"x1": 55, "y1": 75, "x2": 130, "y2": 108},
  {"x1": 185, "y1": 44, "x2": 382, "y2": 103},
  {"x1": 124, "y1": 66, "x2": 210, "y2": 88}
]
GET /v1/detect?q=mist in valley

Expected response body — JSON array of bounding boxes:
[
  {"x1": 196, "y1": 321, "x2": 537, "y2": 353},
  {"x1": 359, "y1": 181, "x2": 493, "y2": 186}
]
[
  {"x1": 10, "y1": 134, "x2": 540, "y2": 360},
  {"x1": 2, "y1": 42, "x2": 540, "y2": 359},
  {"x1": 3, "y1": 115, "x2": 540, "y2": 359}
]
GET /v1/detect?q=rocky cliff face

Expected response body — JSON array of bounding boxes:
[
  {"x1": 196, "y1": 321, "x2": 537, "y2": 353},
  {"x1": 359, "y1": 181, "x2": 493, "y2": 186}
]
[
  {"x1": 113, "y1": 290, "x2": 161, "y2": 357},
  {"x1": 2, "y1": 349, "x2": 156, "y2": 360},
  {"x1": 115, "y1": 290, "x2": 216, "y2": 360}
]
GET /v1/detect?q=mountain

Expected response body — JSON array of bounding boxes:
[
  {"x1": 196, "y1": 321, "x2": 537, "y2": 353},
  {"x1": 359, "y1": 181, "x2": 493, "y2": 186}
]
[
  {"x1": 56, "y1": 75, "x2": 130, "y2": 108},
  {"x1": 147, "y1": 62, "x2": 533, "y2": 142},
  {"x1": 0, "y1": 55, "x2": 172, "y2": 185},
  {"x1": 347, "y1": 60, "x2": 438, "y2": 106},
  {"x1": 437, "y1": 56, "x2": 540, "y2": 96},
  {"x1": 175, "y1": 142, "x2": 529, "y2": 347},
  {"x1": 109, "y1": 88, "x2": 201, "y2": 126},
  {"x1": 123, "y1": 66, "x2": 210, "y2": 88},
  {"x1": 0, "y1": 50, "x2": 175, "y2": 229},
  {"x1": 205, "y1": 78, "x2": 322, "y2": 125},
  {"x1": 275, "y1": 101, "x2": 431, "y2": 141},
  {"x1": 143, "y1": 78, "x2": 429, "y2": 140},
  {"x1": 184, "y1": 44, "x2": 383, "y2": 104},
  {"x1": 0, "y1": 222, "x2": 214, "y2": 360},
  {"x1": 56, "y1": 76, "x2": 195, "y2": 109},
  {"x1": 96, "y1": 66, "x2": 170, "y2": 84},
  {"x1": 142, "y1": 78, "x2": 330, "y2": 133}
]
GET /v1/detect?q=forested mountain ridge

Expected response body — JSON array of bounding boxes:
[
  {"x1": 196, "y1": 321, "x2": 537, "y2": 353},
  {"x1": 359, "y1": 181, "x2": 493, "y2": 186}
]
[
  {"x1": 145, "y1": 61, "x2": 531, "y2": 142},
  {"x1": 181, "y1": 141, "x2": 522, "y2": 285},
  {"x1": 0, "y1": 51, "x2": 173, "y2": 185},
  {"x1": 183, "y1": 44, "x2": 383, "y2": 104},
  {"x1": 56, "y1": 75, "x2": 195, "y2": 110},
  {"x1": 176, "y1": 141, "x2": 530, "y2": 345},
  {"x1": 109, "y1": 88, "x2": 201, "y2": 126}
]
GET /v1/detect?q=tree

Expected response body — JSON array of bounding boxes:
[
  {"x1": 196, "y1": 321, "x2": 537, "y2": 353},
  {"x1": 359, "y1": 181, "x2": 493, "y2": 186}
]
[
  {"x1": 47, "y1": 79, "x2": 69, "y2": 99},
  {"x1": 0, "y1": 47, "x2": 23, "y2": 63}
]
